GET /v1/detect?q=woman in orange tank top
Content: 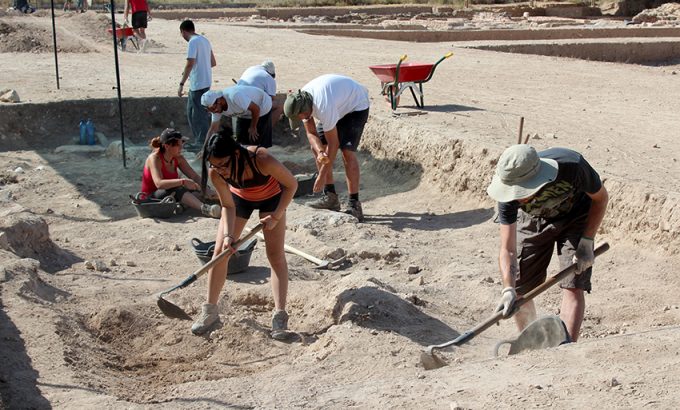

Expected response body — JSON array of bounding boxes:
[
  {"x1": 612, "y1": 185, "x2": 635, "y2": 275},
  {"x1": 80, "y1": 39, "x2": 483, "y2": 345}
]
[
  {"x1": 140, "y1": 128, "x2": 220, "y2": 218},
  {"x1": 191, "y1": 131, "x2": 297, "y2": 340}
]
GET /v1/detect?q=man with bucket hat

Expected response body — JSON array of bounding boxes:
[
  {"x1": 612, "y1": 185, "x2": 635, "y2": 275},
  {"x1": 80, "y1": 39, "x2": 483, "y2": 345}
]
[
  {"x1": 283, "y1": 74, "x2": 370, "y2": 222},
  {"x1": 487, "y1": 144, "x2": 608, "y2": 342}
]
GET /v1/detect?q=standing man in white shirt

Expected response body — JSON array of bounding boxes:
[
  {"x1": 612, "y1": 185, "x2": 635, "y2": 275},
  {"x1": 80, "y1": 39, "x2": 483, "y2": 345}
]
[
  {"x1": 178, "y1": 20, "x2": 216, "y2": 149},
  {"x1": 283, "y1": 74, "x2": 370, "y2": 222},
  {"x1": 200, "y1": 85, "x2": 273, "y2": 148},
  {"x1": 237, "y1": 60, "x2": 282, "y2": 127}
]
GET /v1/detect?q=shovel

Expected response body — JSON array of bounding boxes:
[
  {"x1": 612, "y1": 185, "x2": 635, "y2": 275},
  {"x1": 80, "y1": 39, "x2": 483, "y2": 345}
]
[
  {"x1": 155, "y1": 223, "x2": 264, "y2": 320},
  {"x1": 420, "y1": 242, "x2": 609, "y2": 370},
  {"x1": 493, "y1": 315, "x2": 569, "y2": 356},
  {"x1": 255, "y1": 233, "x2": 346, "y2": 269}
]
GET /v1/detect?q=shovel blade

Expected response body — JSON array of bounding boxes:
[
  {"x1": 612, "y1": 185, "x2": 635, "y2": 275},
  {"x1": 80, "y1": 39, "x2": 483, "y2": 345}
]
[
  {"x1": 420, "y1": 349, "x2": 448, "y2": 370},
  {"x1": 494, "y1": 315, "x2": 569, "y2": 356},
  {"x1": 157, "y1": 297, "x2": 192, "y2": 321}
]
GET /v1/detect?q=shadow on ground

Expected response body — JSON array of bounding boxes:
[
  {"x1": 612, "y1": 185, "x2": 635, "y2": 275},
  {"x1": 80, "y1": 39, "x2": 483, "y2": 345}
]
[{"x1": 332, "y1": 286, "x2": 459, "y2": 346}]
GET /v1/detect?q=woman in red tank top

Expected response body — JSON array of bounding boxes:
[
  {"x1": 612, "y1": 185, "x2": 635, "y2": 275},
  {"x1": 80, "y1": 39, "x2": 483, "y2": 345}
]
[
  {"x1": 140, "y1": 128, "x2": 220, "y2": 218},
  {"x1": 190, "y1": 131, "x2": 298, "y2": 339}
]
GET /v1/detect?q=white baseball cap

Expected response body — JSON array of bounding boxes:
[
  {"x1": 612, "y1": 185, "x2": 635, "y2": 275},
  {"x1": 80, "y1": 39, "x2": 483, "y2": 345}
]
[{"x1": 261, "y1": 60, "x2": 275, "y2": 76}]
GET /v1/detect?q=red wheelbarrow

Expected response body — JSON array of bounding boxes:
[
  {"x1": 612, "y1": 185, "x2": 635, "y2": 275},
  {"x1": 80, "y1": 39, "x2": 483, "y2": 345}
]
[
  {"x1": 369, "y1": 52, "x2": 453, "y2": 111},
  {"x1": 107, "y1": 25, "x2": 138, "y2": 51}
]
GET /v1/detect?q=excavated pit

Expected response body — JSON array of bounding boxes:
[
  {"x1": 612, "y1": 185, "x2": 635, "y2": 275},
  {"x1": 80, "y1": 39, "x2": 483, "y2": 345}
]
[{"x1": 1, "y1": 93, "x2": 679, "y2": 403}]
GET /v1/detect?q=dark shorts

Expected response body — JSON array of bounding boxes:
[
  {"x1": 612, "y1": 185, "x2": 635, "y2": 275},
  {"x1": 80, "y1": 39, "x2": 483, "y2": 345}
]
[
  {"x1": 131, "y1": 11, "x2": 148, "y2": 29},
  {"x1": 235, "y1": 111, "x2": 273, "y2": 148},
  {"x1": 515, "y1": 211, "x2": 592, "y2": 295},
  {"x1": 316, "y1": 108, "x2": 369, "y2": 152},
  {"x1": 150, "y1": 187, "x2": 190, "y2": 202},
  {"x1": 233, "y1": 192, "x2": 280, "y2": 219}
]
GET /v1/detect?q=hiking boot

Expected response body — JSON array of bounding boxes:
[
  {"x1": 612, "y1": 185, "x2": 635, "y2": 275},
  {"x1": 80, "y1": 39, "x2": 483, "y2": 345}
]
[
  {"x1": 191, "y1": 303, "x2": 219, "y2": 335},
  {"x1": 307, "y1": 192, "x2": 340, "y2": 211},
  {"x1": 344, "y1": 199, "x2": 364, "y2": 222},
  {"x1": 201, "y1": 203, "x2": 221, "y2": 218},
  {"x1": 271, "y1": 309, "x2": 289, "y2": 340}
]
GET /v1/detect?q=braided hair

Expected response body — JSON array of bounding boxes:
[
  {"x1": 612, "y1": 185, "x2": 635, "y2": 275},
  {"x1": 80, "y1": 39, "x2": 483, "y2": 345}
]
[{"x1": 201, "y1": 130, "x2": 258, "y2": 193}]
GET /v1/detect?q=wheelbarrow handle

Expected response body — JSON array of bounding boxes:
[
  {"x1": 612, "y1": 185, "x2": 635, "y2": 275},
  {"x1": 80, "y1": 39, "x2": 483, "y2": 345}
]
[
  {"x1": 444, "y1": 51, "x2": 454, "y2": 59},
  {"x1": 399, "y1": 54, "x2": 408, "y2": 62},
  {"x1": 423, "y1": 51, "x2": 455, "y2": 83}
]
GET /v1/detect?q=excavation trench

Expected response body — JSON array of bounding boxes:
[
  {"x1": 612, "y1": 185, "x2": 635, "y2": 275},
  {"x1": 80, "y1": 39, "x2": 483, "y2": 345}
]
[{"x1": 1, "y1": 96, "x2": 679, "y2": 402}]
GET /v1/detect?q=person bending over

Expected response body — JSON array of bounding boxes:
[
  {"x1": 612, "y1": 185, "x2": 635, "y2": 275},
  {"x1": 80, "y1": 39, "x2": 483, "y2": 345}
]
[{"x1": 192, "y1": 131, "x2": 297, "y2": 339}]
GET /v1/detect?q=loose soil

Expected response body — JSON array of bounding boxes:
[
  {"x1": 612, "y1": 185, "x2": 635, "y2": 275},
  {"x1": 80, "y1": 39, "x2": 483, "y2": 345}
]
[{"x1": 1, "y1": 4, "x2": 679, "y2": 409}]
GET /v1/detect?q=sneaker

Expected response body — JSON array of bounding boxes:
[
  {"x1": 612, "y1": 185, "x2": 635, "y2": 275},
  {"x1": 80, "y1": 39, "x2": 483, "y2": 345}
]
[
  {"x1": 140, "y1": 38, "x2": 148, "y2": 53},
  {"x1": 345, "y1": 199, "x2": 364, "y2": 222},
  {"x1": 191, "y1": 303, "x2": 219, "y2": 335},
  {"x1": 201, "y1": 203, "x2": 221, "y2": 218},
  {"x1": 271, "y1": 309, "x2": 289, "y2": 340},
  {"x1": 307, "y1": 192, "x2": 340, "y2": 211}
]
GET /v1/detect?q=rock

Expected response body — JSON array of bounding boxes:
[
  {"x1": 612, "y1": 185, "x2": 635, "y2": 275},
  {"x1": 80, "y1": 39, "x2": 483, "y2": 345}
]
[
  {"x1": 35, "y1": 165, "x2": 45, "y2": 171},
  {"x1": 327, "y1": 248, "x2": 346, "y2": 259},
  {"x1": 607, "y1": 377, "x2": 621, "y2": 387},
  {"x1": 55, "y1": 145, "x2": 106, "y2": 154},
  {"x1": 482, "y1": 276, "x2": 495, "y2": 283},
  {"x1": 13, "y1": 167, "x2": 24, "y2": 174},
  {"x1": 125, "y1": 260, "x2": 136, "y2": 267},
  {"x1": 0, "y1": 89, "x2": 20, "y2": 103},
  {"x1": 418, "y1": 276, "x2": 425, "y2": 286},
  {"x1": 94, "y1": 261, "x2": 108, "y2": 272},
  {"x1": 85, "y1": 261, "x2": 95, "y2": 270},
  {"x1": 173, "y1": 244, "x2": 181, "y2": 251},
  {"x1": 407, "y1": 265, "x2": 421, "y2": 275},
  {"x1": 109, "y1": 259, "x2": 118, "y2": 266},
  {"x1": 0, "y1": 232, "x2": 9, "y2": 250}
]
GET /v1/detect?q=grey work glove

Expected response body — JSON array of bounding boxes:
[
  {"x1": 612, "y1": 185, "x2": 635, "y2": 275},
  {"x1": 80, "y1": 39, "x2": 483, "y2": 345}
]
[
  {"x1": 573, "y1": 237, "x2": 595, "y2": 274},
  {"x1": 495, "y1": 287, "x2": 517, "y2": 318}
]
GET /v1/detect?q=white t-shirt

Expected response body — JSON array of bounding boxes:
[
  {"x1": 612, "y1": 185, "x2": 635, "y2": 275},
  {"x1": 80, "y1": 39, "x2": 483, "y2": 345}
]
[
  {"x1": 186, "y1": 34, "x2": 212, "y2": 91},
  {"x1": 302, "y1": 74, "x2": 370, "y2": 132},
  {"x1": 237, "y1": 65, "x2": 276, "y2": 97},
  {"x1": 211, "y1": 85, "x2": 273, "y2": 122}
]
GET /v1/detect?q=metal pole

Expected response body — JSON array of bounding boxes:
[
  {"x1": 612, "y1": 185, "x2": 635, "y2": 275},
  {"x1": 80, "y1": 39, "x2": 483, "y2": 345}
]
[
  {"x1": 49, "y1": 0, "x2": 60, "y2": 89},
  {"x1": 109, "y1": 0, "x2": 127, "y2": 168}
]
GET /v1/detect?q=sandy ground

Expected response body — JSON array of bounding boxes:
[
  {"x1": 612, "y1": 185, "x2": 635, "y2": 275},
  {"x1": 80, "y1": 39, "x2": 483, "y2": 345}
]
[{"x1": 1, "y1": 6, "x2": 680, "y2": 409}]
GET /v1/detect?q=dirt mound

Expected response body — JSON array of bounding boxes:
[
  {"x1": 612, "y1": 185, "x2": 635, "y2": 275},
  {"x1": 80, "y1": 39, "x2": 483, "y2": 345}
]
[
  {"x1": 0, "y1": 11, "x2": 116, "y2": 53},
  {"x1": 633, "y1": 2, "x2": 680, "y2": 23},
  {"x1": 0, "y1": 208, "x2": 79, "y2": 271},
  {"x1": 1, "y1": 256, "x2": 69, "y2": 303}
]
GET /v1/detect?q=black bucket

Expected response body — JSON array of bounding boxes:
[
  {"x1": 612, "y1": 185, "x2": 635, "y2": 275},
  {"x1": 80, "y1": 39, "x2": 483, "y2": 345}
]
[{"x1": 190, "y1": 237, "x2": 257, "y2": 274}]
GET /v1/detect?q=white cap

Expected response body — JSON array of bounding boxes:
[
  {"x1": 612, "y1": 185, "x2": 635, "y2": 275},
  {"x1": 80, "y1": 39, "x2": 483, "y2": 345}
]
[
  {"x1": 261, "y1": 60, "x2": 275, "y2": 76},
  {"x1": 200, "y1": 90, "x2": 222, "y2": 107}
]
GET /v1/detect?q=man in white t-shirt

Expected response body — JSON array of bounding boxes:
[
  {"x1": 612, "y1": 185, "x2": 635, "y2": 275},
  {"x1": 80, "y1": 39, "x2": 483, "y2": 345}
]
[
  {"x1": 283, "y1": 74, "x2": 370, "y2": 222},
  {"x1": 237, "y1": 60, "x2": 282, "y2": 128},
  {"x1": 178, "y1": 20, "x2": 216, "y2": 148},
  {"x1": 200, "y1": 85, "x2": 274, "y2": 148}
]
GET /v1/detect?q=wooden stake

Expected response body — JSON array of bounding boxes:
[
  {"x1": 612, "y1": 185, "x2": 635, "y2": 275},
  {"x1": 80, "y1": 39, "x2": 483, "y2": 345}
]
[{"x1": 517, "y1": 117, "x2": 524, "y2": 144}]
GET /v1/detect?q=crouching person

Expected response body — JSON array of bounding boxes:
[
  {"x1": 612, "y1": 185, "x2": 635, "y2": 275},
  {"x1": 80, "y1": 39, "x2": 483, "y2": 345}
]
[
  {"x1": 141, "y1": 128, "x2": 220, "y2": 217},
  {"x1": 191, "y1": 131, "x2": 297, "y2": 339}
]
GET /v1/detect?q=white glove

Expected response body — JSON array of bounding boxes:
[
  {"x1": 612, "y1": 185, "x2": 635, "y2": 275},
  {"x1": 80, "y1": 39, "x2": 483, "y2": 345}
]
[
  {"x1": 495, "y1": 287, "x2": 517, "y2": 318},
  {"x1": 573, "y1": 237, "x2": 595, "y2": 274}
]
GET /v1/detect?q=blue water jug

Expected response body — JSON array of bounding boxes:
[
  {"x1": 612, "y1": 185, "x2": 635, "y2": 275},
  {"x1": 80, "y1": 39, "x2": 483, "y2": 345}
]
[
  {"x1": 85, "y1": 119, "x2": 96, "y2": 145},
  {"x1": 79, "y1": 120, "x2": 87, "y2": 145}
]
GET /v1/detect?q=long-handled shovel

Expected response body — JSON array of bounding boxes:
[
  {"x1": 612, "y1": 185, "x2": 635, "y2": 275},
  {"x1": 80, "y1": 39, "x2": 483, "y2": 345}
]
[
  {"x1": 420, "y1": 242, "x2": 610, "y2": 370},
  {"x1": 254, "y1": 233, "x2": 347, "y2": 269},
  {"x1": 155, "y1": 223, "x2": 264, "y2": 320}
]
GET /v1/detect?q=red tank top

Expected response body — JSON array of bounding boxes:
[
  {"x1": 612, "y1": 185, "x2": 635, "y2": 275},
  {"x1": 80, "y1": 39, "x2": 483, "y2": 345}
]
[{"x1": 141, "y1": 153, "x2": 179, "y2": 194}]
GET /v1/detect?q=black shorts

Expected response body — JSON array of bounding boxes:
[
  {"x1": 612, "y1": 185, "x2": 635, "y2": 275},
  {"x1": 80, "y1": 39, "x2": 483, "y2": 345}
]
[
  {"x1": 316, "y1": 108, "x2": 369, "y2": 152},
  {"x1": 131, "y1": 11, "x2": 148, "y2": 29},
  {"x1": 233, "y1": 192, "x2": 280, "y2": 219},
  {"x1": 515, "y1": 211, "x2": 592, "y2": 295},
  {"x1": 235, "y1": 111, "x2": 273, "y2": 148},
  {"x1": 150, "y1": 186, "x2": 190, "y2": 202}
]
